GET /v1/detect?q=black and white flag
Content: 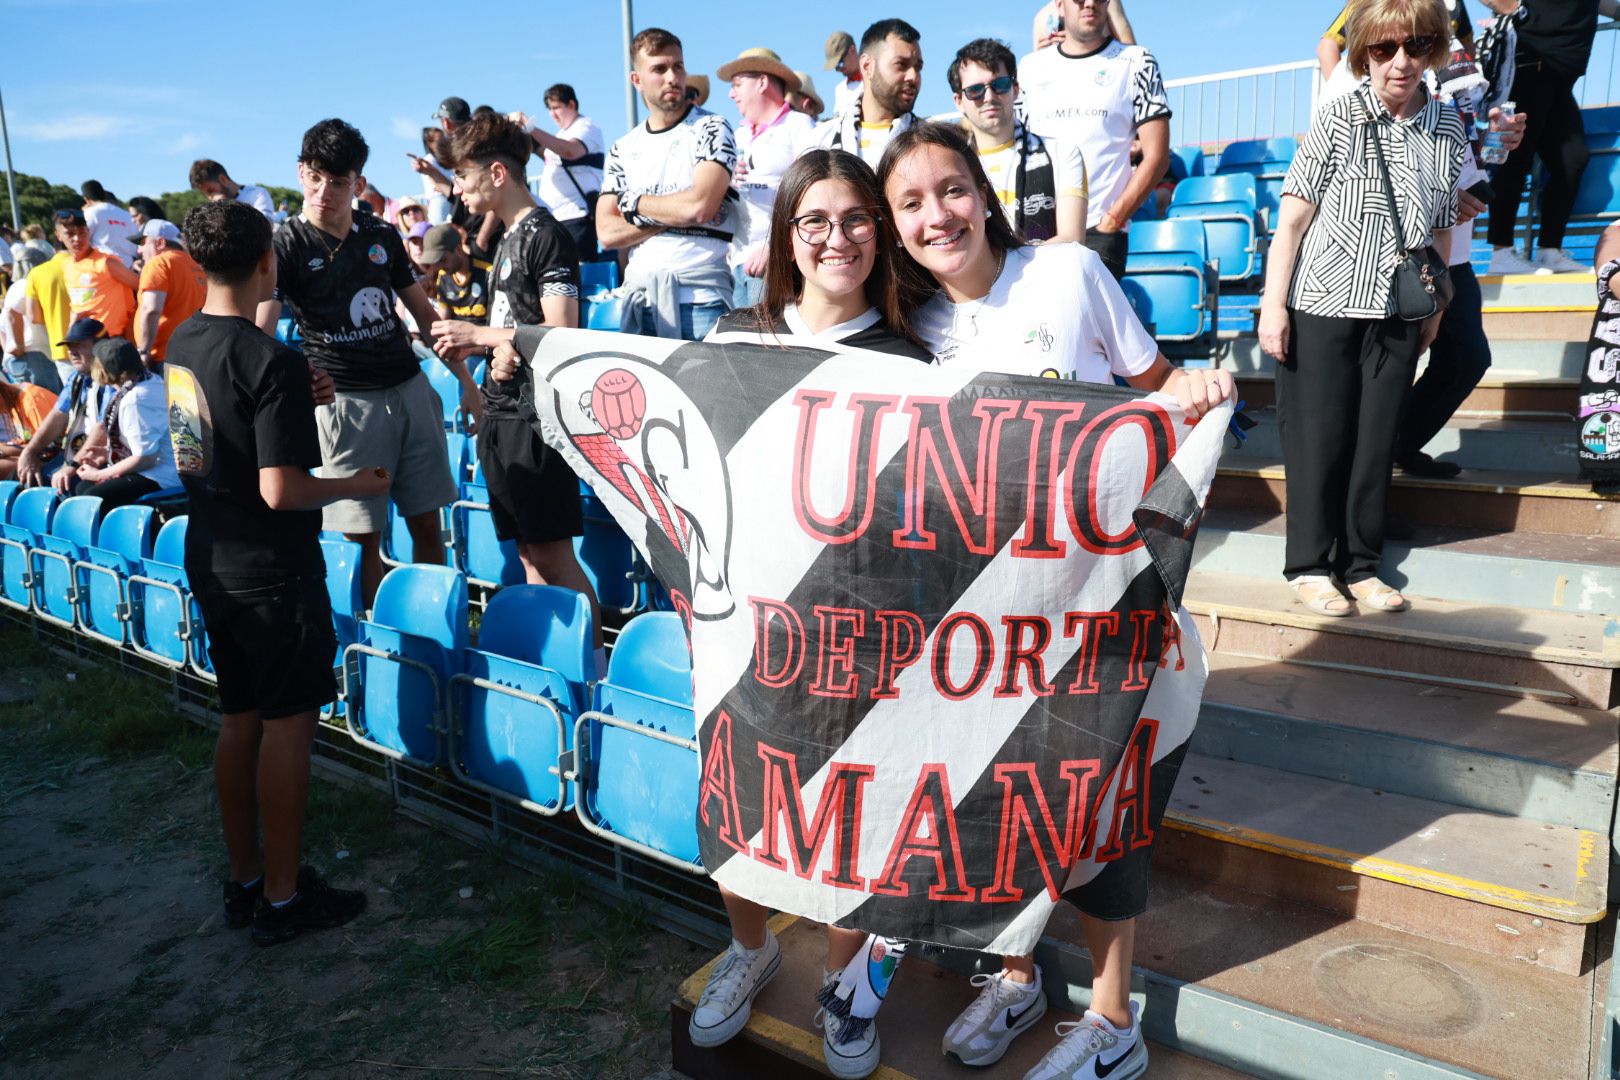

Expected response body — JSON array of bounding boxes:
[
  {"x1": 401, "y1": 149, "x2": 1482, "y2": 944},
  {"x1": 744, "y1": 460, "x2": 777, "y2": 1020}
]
[{"x1": 517, "y1": 326, "x2": 1226, "y2": 955}]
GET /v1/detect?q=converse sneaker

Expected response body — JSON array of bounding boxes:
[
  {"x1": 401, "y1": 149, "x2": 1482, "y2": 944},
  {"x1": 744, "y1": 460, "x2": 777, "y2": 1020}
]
[
  {"x1": 942, "y1": 968, "x2": 1047, "y2": 1067},
  {"x1": 223, "y1": 876, "x2": 263, "y2": 929},
  {"x1": 1024, "y1": 1002, "x2": 1148, "y2": 1080},
  {"x1": 818, "y1": 968, "x2": 881, "y2": 1079},
  {"x1": 1487, "y1": 246, "x2": 1539, "y2": 275},
  {"x1": 250, "y1": 865, "x2": 367, "y2": 946},
  {"x1": 687, "y1": 930, "x2": 781, "y2": 1048},
  {"x1": 1533, "y1": 246, "x2": 1587, "y2": 274}
]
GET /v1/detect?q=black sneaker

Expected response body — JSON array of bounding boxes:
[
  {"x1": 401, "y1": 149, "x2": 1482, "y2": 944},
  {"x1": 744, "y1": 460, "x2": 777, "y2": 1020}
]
[
  {"x1": 1396, "y1": 453, "x2": 1462, "y2": 479},
  {"x1": 223, "y1": 877, "x2": 263, "y2": 929},
  {"x1": 251, "y1": 866, "x2": 367, "y2": 947}
]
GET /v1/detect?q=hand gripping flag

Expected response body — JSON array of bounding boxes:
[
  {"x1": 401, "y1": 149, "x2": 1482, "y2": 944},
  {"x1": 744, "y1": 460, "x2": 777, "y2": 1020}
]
[{"x1": 517, "y1": 326, "x2": 1226, "y2": 956}]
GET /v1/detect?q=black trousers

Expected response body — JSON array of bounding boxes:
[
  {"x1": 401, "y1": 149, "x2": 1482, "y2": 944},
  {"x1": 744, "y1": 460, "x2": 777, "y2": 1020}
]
[
  {"x1": 1084, "y1": 230, "x2": 1129, "y2": 282},
  {"x1": 1276, "y1": 309, "x2": 1424, "y2": 584},
  {"x1": 1486, "y1": 61, "x2": 1589, "y2": 250},
  {"x1": 74, "y1": 472, "x2": 160, "y2": 516},
  {"x1": 1395, "y1": 264, "x2": 1489, "y2": 460}
]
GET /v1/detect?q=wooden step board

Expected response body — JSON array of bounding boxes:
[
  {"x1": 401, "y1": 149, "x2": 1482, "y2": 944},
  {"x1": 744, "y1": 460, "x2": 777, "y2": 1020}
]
[
  {"x1": 1161, "y1": 754, "x2": 1607, "y2": 973},
  {"x1": 1232, "y1": 373, "x2": 1577, "y2": 416},
  {"x1": 1185, "y1": 571, "x2": 1620, "y2": 708},
  {"x1": 1197, "y1": 653, "x2": 1619, "y2": 831},
  {"x1": 670, "y1": 916, "x2": 1253, "y2": 1080},
  {"x1": 1211, "y1": 461, "x2": 1620, "y2": 539},
  {"x1": 1481, "y1": 309, "x2": 1595, "y2": 339}
]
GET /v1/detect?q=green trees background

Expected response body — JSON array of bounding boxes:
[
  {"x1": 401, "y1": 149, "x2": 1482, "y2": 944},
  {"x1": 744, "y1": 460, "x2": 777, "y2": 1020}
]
[{"x1": 1, "y1": 171, "x2": 301, "y2": 235}]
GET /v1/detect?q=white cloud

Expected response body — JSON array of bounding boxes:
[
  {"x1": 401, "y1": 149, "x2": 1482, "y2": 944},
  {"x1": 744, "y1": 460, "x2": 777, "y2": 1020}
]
[
  {"x1": 391, "y1": 115, "x2": 419, "y2": 139},
  {"x1": 17, "y1": 114, "x2": 131, "y2": 141},
  {"x1": 171, "y1": 133, "x2": 202, "y2": 153}
]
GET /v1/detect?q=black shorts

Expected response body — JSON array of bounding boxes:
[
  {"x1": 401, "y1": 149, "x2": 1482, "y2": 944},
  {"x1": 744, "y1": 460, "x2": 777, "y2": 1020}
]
[
  {"x1": 196, "y1": 575, "x2": 338, "y2": 719},
  {"x1": 479, "y1": 418, "x2": 584, "y2": 544},
  {"x1": 1084, "y1": 230, "x2": 1129, "y2": 283}
]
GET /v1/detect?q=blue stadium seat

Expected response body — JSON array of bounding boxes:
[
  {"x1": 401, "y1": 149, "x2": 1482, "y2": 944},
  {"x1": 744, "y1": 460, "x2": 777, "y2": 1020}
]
[
  {"x1": 1167, "y1": 174, "x2": 1260, "y2": 281},
  {"x1": 1, "y1": 487, "x2": 56, "y2": 612},
  {"x1": 574, "y1": 510, "x2": 637, "y2": 614},
  {"x1": 585, "y1": 296, "x2": 625, "y2": 332},
  {"x1": 76, "y1": 505, "x2": 156, "y2": 647},
  {"x1": 1169, "y1": 146, "x2": 1206, "y2": 181},
  {"x1": 580, "y1": 261, "x2": 621, "y2": 296},
  {"x1": 423, "y1": 359, "x2": 468, "y2": 431},
  {"x1": 1125, "y1": 220, "x2": 1213, "y2": 342},
  {"x1": 343, "y1": 564, "x2": 468, "y2": 765},
  {"x1": 445, "y1": 432, "x2": 470, "y2": 487},
  {"x1": 319, "y1": 537, "x2": 364, "y2": 725},
  {"x1": 453, "y1": 584, "x2": 594, "y2": 815},
  {"x1": 31, "y1": 495, "x2": 100, "y2": 629},
  {"x1": 1216, "y1": 136, "x2": 1297, "y2": 221},
  {"x1": 0, "y1": 480, "x2": 21, "y2": 522},
  {"x1": 450, "y1": 483, "x2": 524, "y2": 587},
  {"x1": 129, "y1": 516, "x2": 203, "y2": 671},
  {"x1": 1573, "y1": 148, "x2": 1620, "y2": 219},
  {"x1": 573, "y1": 612, "x2": 701, "y2": 871}
]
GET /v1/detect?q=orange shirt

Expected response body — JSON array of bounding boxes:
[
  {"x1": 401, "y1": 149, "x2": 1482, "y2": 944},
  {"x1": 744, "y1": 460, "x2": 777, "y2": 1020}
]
[
  {"x1": 64, "y1": 250, "x2": 135, "y2": 338},
  {"x1": 2, "y1": 382, "x2": 57, "y2": 443},
  {"x1": 138, "y1": 249, "x2": 207, "y2": 360}
]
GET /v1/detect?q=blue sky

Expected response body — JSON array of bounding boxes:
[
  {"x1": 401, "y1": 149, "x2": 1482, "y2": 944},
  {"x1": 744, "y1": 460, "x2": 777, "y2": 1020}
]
[{"x1": 3, "y1": 1, "x2": 1377, "y2": 206}]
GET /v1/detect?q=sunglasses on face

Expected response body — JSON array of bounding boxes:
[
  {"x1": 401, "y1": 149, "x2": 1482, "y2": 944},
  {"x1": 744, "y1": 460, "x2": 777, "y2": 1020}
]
[
  {"x1": 960, "y1": 75, "x2": 1016, "y2": 103},
  {"x1": 1367, "y1": 35, "x2": 1437, "y2": 63}
]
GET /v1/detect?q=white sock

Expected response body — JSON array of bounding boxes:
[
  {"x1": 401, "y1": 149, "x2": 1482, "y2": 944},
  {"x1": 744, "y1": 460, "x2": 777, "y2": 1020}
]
[
  {"x1": 733, "y1": 935, "x2": 769, "y2": 956},
  {"x1": 1004, "y1": 969, "x2": 1040, "y2": 996},
  {"x1": 593, "y1": 646, "x2": 607, "y2": 679},
  {"x1": 1087, "y1": 1008, "x2": 1134, "y2": 1038}
]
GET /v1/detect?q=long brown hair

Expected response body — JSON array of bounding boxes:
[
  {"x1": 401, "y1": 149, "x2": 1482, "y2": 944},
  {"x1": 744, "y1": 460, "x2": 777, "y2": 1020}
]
[
  {"x1": 744, "y1": 149, "x2": 919, "y2": 345},
  {"x1": 876, "y1": 121, "x2": 1025, "y2": 310}
]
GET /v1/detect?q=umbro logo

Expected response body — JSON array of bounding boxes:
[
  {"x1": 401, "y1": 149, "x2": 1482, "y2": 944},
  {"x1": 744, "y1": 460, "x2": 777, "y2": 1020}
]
[{"x1": 307, "y1": 257, "x2": 325, "y2": 271}]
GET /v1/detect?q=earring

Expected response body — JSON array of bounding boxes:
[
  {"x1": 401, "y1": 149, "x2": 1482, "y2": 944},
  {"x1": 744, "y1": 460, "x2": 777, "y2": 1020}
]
[{"x1": 984, "y1": 207, "x2": 992, "y2": 219}]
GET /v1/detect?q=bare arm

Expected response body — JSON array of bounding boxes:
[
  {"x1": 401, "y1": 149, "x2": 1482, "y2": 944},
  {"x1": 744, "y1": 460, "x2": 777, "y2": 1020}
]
[
  {"x1": 260, "y1": 464, "x2": 390, "y2": 511},
  {"x1": 1258, "y1": 194, "x2": 1319, "y2": 360},
  {"x1": 1317, "y1": 37, "x2": 1343, "y2": 81},
  {"x1": 106, "y1": 259, "x2": 140, "y2": 290},
  {"x1": 596, "y1": 191, "x2": 665, "y2": 251},
  {"x1": 1055, "y1": 192, "x2": 1086, "y2": 244},
  {"x1": 1124, "y1": 355, "x2": 1235, "y2": 420},
  {"x1": 135, "y1": 291, "x2": 164, "y2": 354},
  {"x1": 16, "y1": 411, "x2": 68, "y2": 485},
  {"x1": 1101, "y1": 117, "x2": 1168, "y2": 230},
  {"x1": 532, "y1": 128, "x2": 588, "y2": 161},
  {"x1": 254, "y1": 298, "x2": 283, "y2": 337},
  {"x1": 1598, "y1": 222, "x2": 1620, "y2": 293},
  {"x1": 635, "y1": 161, "x2": 732, "y2": 228},
  {"x1": 1602, "y1": 0, "x2": 1620, "y2": 19},
  {"x1": 403, "y1": 281, "x2": 480, "y2": 432},
  {"x1": 5, "y1": 306, "x2": 23, "y2": 355},
  {"x1": 1109, "y1": 0, "x2": 1136, "y2": 45},
  {"x1": 28, "y1": 297, "x2": 43, "y2": 325}
]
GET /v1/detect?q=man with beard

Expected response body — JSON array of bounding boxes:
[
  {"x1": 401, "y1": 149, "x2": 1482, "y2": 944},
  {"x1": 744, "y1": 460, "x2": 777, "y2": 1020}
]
[
  {"x1": 1019, "y1": 0, "x2": 1171, "y2": 280},
  {"x1": 813, "y1": 18, "x2": 922, "y2": 166},
  {"x1": 598, "y1": 26, "x2": 739, "y2": 341}
]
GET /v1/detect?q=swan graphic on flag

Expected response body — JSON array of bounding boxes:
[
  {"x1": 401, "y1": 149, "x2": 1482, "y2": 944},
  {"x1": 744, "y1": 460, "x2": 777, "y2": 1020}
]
[{"x1": 515, "y1": 325, "x2": 1226, "y2": 955}]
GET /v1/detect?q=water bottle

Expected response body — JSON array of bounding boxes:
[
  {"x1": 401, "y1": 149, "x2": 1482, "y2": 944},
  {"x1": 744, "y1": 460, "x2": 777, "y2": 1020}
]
[{"x1": 1481, "y1": 101, "x2": 1516, "y2": 166}]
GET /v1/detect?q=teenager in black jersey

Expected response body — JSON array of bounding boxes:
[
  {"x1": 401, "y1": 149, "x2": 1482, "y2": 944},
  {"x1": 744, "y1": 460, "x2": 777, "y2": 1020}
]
[
  {"x1": 686, "y1": 149, "x2": 922, "y2": 1080},
  {"x1": 254, "y1": 119, "x2": 476, "y2": 607},
  {"x1": 430, "y1": 113, "x2": 603, "y2": 663}
]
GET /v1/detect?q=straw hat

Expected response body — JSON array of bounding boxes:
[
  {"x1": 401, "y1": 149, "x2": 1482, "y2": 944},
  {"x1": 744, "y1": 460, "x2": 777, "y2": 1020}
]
[
  {"x1": 716, "y1": 47, "x2": 801, "y2": 92},
  {"x1": 685, "y1": 74, "x2": 711, "y2": 106},
  {"x1": 792, "y1": 71, "x2": 826, "y2": 118}
]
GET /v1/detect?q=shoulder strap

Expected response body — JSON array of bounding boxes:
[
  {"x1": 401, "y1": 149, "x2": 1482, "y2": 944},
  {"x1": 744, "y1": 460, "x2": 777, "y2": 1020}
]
[{"x1": 1360, "y1": 94, "x2": 1408, "y2": 253}]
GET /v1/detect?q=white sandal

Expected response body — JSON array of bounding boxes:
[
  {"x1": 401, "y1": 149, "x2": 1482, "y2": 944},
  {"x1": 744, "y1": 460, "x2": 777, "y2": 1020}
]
[
  {"x1": 1289, "y1": 575, "x2": 1353, "y2": 617},
  {"x1": 1348, "y1": 577, "x2": 1410, "y2": 612}
]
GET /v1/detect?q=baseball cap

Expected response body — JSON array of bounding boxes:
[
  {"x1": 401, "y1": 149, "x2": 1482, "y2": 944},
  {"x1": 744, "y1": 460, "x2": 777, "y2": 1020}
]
[
  {"x1": 406, "y1": 221, "x2": 432, "y2": 242},
  {"x1": 420, "y1": 224, "x2": 461, "y2": 264},
  {"x1": 127, "y1": 219, "x2": 182, "y2": 246},
  {"x1": 433, "y1": 96, "x2": 472, "y2": 124},
  {"x1": 824, "y1": 30, "x2": 854, "y2": 69},
  {"x1": 58, "y1": 318, "x2": 105, "y2": 346}
]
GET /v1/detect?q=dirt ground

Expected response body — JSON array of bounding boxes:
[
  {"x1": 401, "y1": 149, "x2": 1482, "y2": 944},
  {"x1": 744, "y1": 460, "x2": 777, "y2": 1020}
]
[{"x1": 0, "y1": 626, "x2": 708, "y2": 1079}]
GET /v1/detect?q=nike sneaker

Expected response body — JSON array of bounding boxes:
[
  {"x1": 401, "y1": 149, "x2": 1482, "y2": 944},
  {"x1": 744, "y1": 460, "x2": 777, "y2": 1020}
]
[
  {"x1": 942, "y1": 968, "x2": 1047, "y2": 1067},
  {"x1": 1023, "y1": 1001, "x2": 1147, "y2": 1080}
]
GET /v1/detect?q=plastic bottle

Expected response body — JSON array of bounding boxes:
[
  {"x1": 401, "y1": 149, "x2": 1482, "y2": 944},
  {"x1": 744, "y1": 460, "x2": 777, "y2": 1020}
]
[{"x1": 1481, "y1": 100, "x2": 1517, "y2": 165}]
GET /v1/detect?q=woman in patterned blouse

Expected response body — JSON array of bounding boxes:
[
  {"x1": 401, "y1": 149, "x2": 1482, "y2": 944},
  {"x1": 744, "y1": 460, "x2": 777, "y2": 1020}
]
[{"x1": 1257, "y1": 0, "x2": 1467, "y2": 617}]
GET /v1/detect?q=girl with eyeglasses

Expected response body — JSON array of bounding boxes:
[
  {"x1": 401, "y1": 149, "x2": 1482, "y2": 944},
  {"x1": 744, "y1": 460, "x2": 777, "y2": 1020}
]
[
  {"x1": 1259, "y1": 0, "x2": 1466, "y2": 617},
  {"x1": 875, "y1": 119, "x2": 1229, "y2": 1080},
  {"x1": 687, "y1": 148, "x2": 926, "y2": 1080}
]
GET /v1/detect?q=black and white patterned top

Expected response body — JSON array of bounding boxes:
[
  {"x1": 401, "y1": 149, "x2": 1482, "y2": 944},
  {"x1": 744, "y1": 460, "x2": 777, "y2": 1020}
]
[{"x1": 1282, "y1": 83, "x2": 1467, "y2": 319}]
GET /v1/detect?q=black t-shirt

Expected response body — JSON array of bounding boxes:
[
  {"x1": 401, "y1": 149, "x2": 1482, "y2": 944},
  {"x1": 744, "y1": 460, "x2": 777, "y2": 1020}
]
[
  {"x1": 451, "y1": 196, "x2": 507, "y2": 266},
  {"x1": 164, "y1": 312, "x2": 325, "y2": 588},
  {"x1": 1518, "y1": 0, "x2": 1600, "y2": 77},
  {"x1": 435, "y1": 258, "x2": 492, "y2": 325},
  {"x1": 272, "y1": 213, "x2": 421, "y2": 392},
  {"x1": 484, "y1": 205, "x2": 580, "y2": 421}
]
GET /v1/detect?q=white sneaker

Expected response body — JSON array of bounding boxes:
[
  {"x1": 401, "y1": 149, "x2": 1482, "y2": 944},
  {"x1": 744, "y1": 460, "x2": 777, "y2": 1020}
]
[
  {"x1": 1024, "y1": 1002, "x2": 1148, "y2": 1080},
  {"x1": 1487, "y1": 247, "x2": 1539, "y2": 275},
  {"x1": 942, "y1": 968, "x2": 1048, "y2": 1067},
  {"x1": 688, "y1": 931, "x2": 782, "y2": 1048},
  {"x1": 818, "y1": 968, "x2": 881, "y2": 1079},
  {"x1": 1533, "y1": 246, "x2": 1588, "y2": 274}
]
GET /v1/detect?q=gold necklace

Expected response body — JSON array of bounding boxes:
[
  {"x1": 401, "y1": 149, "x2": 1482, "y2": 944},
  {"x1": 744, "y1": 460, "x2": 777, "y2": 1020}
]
[
  {"x1": 310, "y1": 218, "x2": 348, "y2": 264},
  {"x1": 954, "y1": 248, "x2": 1008, "y2": 338}
]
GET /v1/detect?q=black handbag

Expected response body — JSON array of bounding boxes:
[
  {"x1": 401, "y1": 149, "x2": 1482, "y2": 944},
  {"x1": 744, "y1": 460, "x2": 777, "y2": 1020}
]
[{"x1": 1365, "y1": 99, "x2": 1455, "y2": 322}]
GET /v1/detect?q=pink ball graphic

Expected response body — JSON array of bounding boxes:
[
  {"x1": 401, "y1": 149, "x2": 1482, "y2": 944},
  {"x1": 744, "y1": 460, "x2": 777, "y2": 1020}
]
[{"x1": 592, "y1": 369, "x2": 646, "y2": 440}]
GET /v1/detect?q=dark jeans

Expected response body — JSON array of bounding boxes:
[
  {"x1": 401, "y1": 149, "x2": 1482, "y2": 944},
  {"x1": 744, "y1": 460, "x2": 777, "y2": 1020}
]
[
  {"x1": 1276, "y1": 309, "x2": 1423, "y2": 584},
  {"x1": 1084, "y1": 230, "x2": 1129, "y2": 282},
  {"x1": 75, "y1": 471, "x2": 160, "y2": 516},
  {"x1": 1395, "y1": 264, "x2": 1489, "y2": 461},
  {"x1": 560, "y1": 214, "x2": 600, "y2": 263},
  {"x1": 1486, "y1": 62, "x2": 1589, "y2": 250}
]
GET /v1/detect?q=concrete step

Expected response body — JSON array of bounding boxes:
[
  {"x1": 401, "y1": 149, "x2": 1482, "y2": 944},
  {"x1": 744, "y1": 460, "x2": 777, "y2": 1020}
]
[
  {"x1": 1193, "y1": 509, "x2": 1620, "y2": 617},
  {"x1": 1219, "y1": 335, "x2": 1589, "y2": 381},
  {"x1": 1478, "y1": 272, "x2": 1599, "y2": 309},
  {"x1": 1230, "y1": 409, "x2": 1579, "y2": 473},
  {"x1": 1483, "y1": 308, "x2": 1595, "y2": 340},
  {"x1": 1161, "y1": 754, "x2": 1607, "y2": 974},
  {"x1": 1184, "y1": 570, "x2": 1620, "y2": 708},
  {"x1": 1210, "y1": 459, "x2": 1620, "y2": 539},
  {"x1": 1195, "y1": 652, "x2": 1619, "y2": 832},
  {"x1": 671, "y1": 915, "x2": 1255, "y2": 1080},
  {"x1": 1232, "y1": 372, "x2": 1577, "y2": 417},
  {"x1": 1034, "y1": 874, "x2": 1601, "y2": 1080}
]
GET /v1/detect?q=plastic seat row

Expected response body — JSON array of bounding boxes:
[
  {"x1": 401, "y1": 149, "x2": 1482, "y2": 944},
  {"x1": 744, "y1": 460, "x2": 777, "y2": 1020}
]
[
  {"x1": 340, "y1": 568, "x2": 700, "y2": 870},
  {"x1": 1123, "y1": 219, "x2": 1219, "y2": 348}
]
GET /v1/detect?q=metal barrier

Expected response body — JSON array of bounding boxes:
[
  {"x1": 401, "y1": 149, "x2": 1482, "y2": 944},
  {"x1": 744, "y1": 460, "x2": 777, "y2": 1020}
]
[{"x1": 1166, "y1": 60, "x2": 1321, "y2": 151}]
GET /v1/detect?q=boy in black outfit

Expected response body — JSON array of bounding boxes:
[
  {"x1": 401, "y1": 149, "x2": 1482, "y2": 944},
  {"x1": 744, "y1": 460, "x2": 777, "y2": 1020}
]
[{"x1": 167, "y1": 199, "x2": 390, "y2": 945}]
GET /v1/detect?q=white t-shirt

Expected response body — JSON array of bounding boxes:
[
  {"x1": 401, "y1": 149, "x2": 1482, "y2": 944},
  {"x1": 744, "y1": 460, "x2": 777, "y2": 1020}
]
[
  {"x1": 833, "y1": 77, "x2": 862, "y2": 117},
  {"x1": 1019, "y1": 38, "x2": 1172, "y2": 229},
  {"x1": 977, "y1": 122, "x2": 1089, "y2": 233},
  {"x1": 84, "y1": 202, "x2": 138, "y2": 267},
  {"x1": 915, "y1": 243, "x2": 1157, "y2": 384},
  {"x1": 236, "y1": 184, "x2": 277, "y2": 219},
  {"x1": 602, "y1": 106, "x2": 738, "y2": 304},
  {"x1": 731, "y1": 107, "x2": 820, "y2": 268},
  {"x1": 814, "y1": 109, "x2": 916, "y2": 166},
  {"x1": 2, "y1": 277, "x2": 45, "y2": 355},
  {"x1": 536, "y1": 115, "x2": 606, "y2": 223},
  {"x1": 117, "y1": 377, "x2": 180, "y2": 489}
]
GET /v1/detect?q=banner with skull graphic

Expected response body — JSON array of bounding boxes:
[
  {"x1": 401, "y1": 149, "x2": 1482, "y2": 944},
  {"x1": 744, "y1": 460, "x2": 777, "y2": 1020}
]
[{"x1": 515, "y1": 325, "x2": 1225, "y2": 955}]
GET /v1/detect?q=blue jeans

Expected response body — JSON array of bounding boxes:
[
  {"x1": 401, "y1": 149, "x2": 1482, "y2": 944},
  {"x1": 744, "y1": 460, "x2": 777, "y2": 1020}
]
[
  {"x1": 679, "y1": 300, "x2": 729, "y2": 342},
  {"x1": 732, "y1": 266, "x2": 766, "y2": 309}
]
